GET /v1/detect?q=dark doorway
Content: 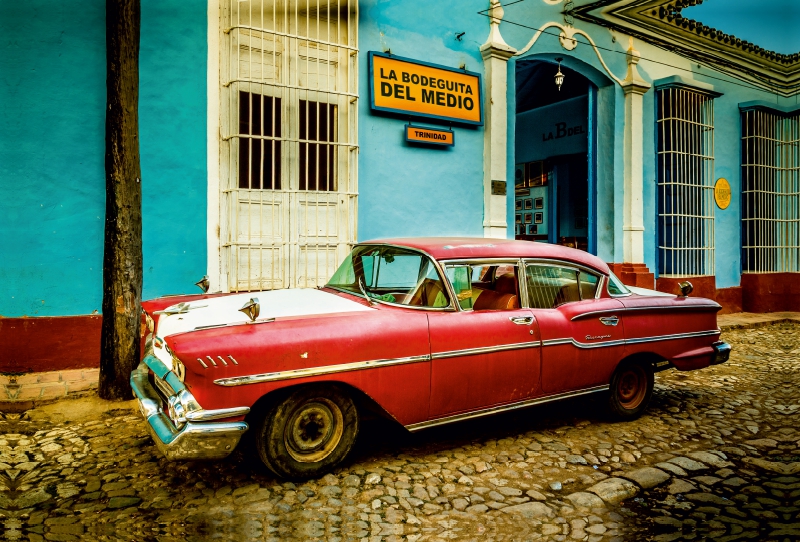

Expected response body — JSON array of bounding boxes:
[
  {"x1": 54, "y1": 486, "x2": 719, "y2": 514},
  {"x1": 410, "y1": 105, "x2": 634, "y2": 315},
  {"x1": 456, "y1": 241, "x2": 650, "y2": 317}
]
[{"x1": 514, "y1": 60, "x2": 595, "y2": 253}]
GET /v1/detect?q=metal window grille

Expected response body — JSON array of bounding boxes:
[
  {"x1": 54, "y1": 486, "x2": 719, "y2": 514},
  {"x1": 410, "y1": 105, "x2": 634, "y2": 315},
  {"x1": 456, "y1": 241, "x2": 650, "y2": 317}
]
[
  {"x1": 221, "y1": 0, "x2": 359, "y2": 292},
  {"x1": 741, "y1": 109, "x2": 800, "y2": 273},
  {"x1": 656, "y1": 87, "x2": 715, "y2": 277}
]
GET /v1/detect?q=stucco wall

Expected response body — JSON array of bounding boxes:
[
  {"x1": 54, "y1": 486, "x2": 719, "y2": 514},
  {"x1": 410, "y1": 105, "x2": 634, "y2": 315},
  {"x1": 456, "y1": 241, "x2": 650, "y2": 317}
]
[
  {"x1": 493, "y1": 0, "x2": 780, "y2": 287},
  {"x1": 0, "y1": 1, "x2": 208, "y2": 318},
  {"x1": 140, "y1": 0, "x2": 208, "y2": 300},
  {"x1": 357, "y1": 0, "x2": 488, "y2": 241},
  {"x1": 0, "y1": 1, "x2": 106, "y2": 317}
]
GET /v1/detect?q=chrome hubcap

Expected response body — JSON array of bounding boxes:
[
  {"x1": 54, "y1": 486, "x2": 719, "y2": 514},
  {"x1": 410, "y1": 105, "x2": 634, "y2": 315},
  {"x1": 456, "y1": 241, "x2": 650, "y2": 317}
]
[
  {"x1": 285, "y1": 398, "x2": 344, "y2": 463},
  {"x1": 618, "y1": 367, "x2": 646, "y2": 409}
]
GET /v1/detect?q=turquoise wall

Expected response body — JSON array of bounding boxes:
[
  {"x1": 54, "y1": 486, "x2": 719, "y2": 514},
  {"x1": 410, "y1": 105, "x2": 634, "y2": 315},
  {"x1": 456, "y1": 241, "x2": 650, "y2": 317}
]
[
  {"x1": 357, "y1": 0, "x2": 488, "y2": 241},
  {"x1": 140, "y1": 0, "x2": 208, "y2": 299},
  {"x1": 2, "y1": 0, "x2": 790, "y2": 319},
  {"x1": 0, "y1": 1, "x2": 106, "y2": 317},
  {"x1": 0, "y1": 0, "x2": 207, "y2": 317}
]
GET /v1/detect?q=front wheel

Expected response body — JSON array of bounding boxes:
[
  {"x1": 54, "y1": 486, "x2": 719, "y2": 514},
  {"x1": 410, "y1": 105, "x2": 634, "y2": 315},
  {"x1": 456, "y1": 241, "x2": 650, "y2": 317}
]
[
  {"x1": 607, "y1": 360, "x2": 654, "y2": 420},
  {"x1": 255, "y1": 385, "x2": 358, "y2": 479}
]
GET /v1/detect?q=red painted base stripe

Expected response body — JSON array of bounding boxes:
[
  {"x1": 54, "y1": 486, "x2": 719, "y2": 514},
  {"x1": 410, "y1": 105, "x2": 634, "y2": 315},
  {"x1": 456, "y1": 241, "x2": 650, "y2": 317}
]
[{"x1": 0, "y1": 315, "x2": 101, "y2": 373}]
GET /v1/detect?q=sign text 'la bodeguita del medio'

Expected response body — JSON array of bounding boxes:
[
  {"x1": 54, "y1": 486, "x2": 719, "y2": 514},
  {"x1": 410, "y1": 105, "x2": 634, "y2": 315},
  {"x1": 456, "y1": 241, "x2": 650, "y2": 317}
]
[{"x1": 369, "y1": 52, "x2": 483, "y2": 126}]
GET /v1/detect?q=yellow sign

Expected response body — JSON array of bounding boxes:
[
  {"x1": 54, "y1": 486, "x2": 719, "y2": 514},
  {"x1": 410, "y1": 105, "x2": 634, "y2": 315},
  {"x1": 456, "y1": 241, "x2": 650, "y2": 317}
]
[
  {"x1": 369, "y1": 52, "x2": 483, "y2": 125},
  {"x1": 404, "y1": 125, "x2": 454, "y2": 146},
  {"x1": 715, "y1": 178, "x2": 731, "y2": 209}
]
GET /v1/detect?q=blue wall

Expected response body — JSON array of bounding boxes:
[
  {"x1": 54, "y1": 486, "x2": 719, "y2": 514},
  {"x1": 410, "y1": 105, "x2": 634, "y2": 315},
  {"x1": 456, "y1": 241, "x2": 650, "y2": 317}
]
[
  {"x1": 140, "y1": 0, "x2": 208, "y2": 299},
  {"x1": 0, "y1": 1, "x2": 106, "y2": 317},
  {"x1": 0, "y1": 0, "x2": 207, "y2": 317},
  {"x1": 493, "y1": 0, "x2": 781, "y2": 287},
  {"x1": 357, "y1": 0, "x2": 488, "y2": 241}
]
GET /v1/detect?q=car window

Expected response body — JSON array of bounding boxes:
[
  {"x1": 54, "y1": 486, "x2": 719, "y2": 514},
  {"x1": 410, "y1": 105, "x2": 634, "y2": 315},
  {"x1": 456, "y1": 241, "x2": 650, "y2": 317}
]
[
  {"x1": 445, "y1": 263, "x2": 520, "y2": 311},
  {"x1": 526, "y1": 265, "x2": 581, "y2": 308},
  {"x1": 607, "y1": 271, "x2": 631, "y2": 296},
  {"x1": 327, "y1": 245, "x2": 450, "y2": 308},
  {"x1": 579, "y1": 271, "x2": 600, "y2": 299}
]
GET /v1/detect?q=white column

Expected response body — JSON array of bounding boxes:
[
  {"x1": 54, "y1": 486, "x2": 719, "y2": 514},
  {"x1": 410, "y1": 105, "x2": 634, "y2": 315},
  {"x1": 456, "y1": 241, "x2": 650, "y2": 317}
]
[
  {"x1": 620, "y1": 39, "x2": 651, "y2": 263},
  {"x1": 480, "y1": 0, "x2": 516, "y2": 239}
]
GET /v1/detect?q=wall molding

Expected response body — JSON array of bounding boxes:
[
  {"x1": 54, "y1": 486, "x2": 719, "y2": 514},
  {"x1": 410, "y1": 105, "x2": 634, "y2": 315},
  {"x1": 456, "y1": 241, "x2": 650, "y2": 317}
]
[
  {"x1": 574, "y1": 0, "x2": 800, "y2": 96},
  {"x1": 515, "y1": 21, "x2": 625, "y2": 87},
  {"x1": 653, "y1": 75, "x2": 722, "y2": 97}
]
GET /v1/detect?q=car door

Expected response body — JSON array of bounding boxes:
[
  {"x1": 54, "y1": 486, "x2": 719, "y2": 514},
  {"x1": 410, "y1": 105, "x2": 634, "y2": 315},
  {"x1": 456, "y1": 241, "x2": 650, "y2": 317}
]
[
  {"x1": 524, "y1": 262, "x2": 626, "y2": 394},
  {"x1": 426, "y1": 262, "x2": 541, "y2": 418}
]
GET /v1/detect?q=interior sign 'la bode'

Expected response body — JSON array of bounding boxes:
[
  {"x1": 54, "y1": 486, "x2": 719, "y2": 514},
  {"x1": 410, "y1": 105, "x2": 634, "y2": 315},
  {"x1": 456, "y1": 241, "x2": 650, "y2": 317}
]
[{"x1": 369, "y1": 52, "x2": 483, "y2": 126}]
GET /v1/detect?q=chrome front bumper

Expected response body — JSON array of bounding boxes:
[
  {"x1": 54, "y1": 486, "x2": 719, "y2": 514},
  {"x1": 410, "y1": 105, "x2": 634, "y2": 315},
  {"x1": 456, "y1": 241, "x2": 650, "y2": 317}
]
[
  {"x1": 130, "y1": 355, "x2": 249, "y2": 461},
  {"x1": 711, "y1": 341, "x2": 732, "y2": 365}
]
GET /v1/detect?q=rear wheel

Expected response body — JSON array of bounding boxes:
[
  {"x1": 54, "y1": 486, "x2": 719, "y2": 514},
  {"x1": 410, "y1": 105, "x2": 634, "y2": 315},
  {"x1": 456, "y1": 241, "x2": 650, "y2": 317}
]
[
  {"x1": 607, "y1": 360, "x2": 654, "y2": 420},
  {"x1": 255, "y1": 385, "x2": 358, "y2": 479}
]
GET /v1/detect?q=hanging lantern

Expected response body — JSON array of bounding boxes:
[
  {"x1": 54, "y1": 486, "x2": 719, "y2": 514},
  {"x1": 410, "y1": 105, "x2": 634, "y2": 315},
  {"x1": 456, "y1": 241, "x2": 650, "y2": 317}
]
[{"x1": 554, "y1": 58, "x2": 565, "y2": 91}]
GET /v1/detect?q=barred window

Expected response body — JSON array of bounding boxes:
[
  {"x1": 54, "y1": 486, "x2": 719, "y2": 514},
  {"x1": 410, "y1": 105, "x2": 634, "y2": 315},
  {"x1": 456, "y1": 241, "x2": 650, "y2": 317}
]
[
  {"x1": 741, "y1": 108, "x2": 800, "y2": 273},
  {"x1": 299, "y1": 99, "x2": 336, "y2": 191},
  {"x1": 657, "y1": 87, "x2": 716, "y2": 277},
  {"x1": 239, "y1": 92, "x2": 281, "y2": 190},
  {"x1": 221, "y1": 0, "x2": 359, "y2": 291}
]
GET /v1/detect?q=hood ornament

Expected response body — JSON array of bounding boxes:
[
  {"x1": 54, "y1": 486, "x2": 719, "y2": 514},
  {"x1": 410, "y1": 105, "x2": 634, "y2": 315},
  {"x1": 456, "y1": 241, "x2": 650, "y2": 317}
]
[
  {"x1": 195, "y1": 275, "x2": 210, "y2": 293},
  {"x1": 678, "y1": 281, "x2": 693, "y2": 297},
  {"x1": 239, "y1": 298, "x2": 260, "y2": 322},
  {"x1": 154, "y1": 301, "x2": 207, "y2": 315}
]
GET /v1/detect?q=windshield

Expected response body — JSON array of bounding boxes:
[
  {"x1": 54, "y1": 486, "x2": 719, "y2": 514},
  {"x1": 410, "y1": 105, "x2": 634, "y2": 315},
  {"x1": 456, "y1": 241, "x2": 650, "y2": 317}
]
[{"x1": 327, "y1": 245, "x2": 451, "y2": 308}]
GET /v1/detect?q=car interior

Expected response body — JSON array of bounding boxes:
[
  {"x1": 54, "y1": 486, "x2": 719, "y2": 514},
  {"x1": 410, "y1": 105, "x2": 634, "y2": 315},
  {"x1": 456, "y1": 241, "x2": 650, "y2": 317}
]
[
  {"x1": 526, "y1": 265, "x2": 599, "y2": 309},
  {"x1": 445, "y1": 264, "x2": 521, "y2": 311}
]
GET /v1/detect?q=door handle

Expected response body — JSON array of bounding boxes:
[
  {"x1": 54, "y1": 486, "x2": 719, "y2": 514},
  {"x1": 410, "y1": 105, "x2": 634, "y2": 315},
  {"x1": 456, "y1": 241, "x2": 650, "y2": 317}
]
[
  {"x1": 509, "y1": 316, "x2": 534, "y2": 325},
  {"x1": 599, "y1": 316, "x2": 619, "y2": 326}
]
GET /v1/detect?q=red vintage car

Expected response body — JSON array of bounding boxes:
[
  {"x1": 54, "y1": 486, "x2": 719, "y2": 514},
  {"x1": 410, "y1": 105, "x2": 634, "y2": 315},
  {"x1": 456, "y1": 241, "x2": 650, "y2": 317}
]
[{"x1": 131, "y1": 238, "x2": 730, "y2": 479}]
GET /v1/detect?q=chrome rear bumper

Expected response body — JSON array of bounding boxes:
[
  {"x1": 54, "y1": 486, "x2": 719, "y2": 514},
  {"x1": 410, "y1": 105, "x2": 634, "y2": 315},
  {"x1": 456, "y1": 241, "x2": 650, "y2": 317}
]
[
  {"x1": 711, "y1": 341, "x2": 732, "y2": 365},
  {"x1": 130, "y1": 356, "x2": 248, "y2": 460}
]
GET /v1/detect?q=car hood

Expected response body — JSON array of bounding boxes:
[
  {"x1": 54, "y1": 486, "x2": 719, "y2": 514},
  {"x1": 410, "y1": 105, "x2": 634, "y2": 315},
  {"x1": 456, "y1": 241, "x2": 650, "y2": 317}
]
[
  {"x1": 627, "y1": 286, "x2": 675, "y2": 298},
  {"x1": 155, "y1": 288, "x2": 372, "y2": 337}
]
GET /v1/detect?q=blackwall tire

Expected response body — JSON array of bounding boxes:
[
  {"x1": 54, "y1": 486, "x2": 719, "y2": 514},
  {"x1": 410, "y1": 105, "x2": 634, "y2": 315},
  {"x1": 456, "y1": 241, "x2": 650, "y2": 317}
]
[
  {"x1": 607, "y1": 360, "x2": 654, "y2": 420},
  {"x1": 255, "y1": 385, "x2": 358, "y2": 480}
]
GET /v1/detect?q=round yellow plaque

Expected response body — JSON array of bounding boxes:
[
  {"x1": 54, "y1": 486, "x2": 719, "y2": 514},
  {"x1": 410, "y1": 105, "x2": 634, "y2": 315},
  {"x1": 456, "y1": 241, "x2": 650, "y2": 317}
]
[{"x1": 714, "y1": 178, "x2": 731, "y2": 210}]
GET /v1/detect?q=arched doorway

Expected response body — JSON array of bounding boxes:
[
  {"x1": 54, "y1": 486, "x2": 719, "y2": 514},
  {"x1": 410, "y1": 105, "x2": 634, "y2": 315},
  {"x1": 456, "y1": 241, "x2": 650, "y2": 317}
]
[{"x1": 513, "y1": 59, "x2": 597, "y2": 253}]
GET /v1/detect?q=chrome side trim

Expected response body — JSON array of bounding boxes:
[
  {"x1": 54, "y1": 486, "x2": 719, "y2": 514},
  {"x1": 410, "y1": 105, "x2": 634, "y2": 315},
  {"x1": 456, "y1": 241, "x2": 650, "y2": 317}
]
[
  {"x1": 213, "y1": 341, "x2": 544, "y2": 387},
  {"x1": 431, "y1": 341, "x2": 541, "y2": 360},
  {"x1": 540, "y1": 329, "x2": 720, "y2": 350},
  {"x1": 625, "y1": 329, "x2": 720, "y2": 345},
  {"x1": 542, "y1": 338, "x2": 627, "y2": 349},
  {"x1": 213, "y1": 354, "x2": 431, "y2": 387},
  {"x1": 406, "y1": 385, "x2": 610, "y2": 432},
  {"x1": 185, "y1": 406, "x2": 251, "y2": 422},
  {"x1": 571, "y1": 304, "x2": 721, "y2": 321},
  {"x1": 213, "y1": 329, "x2": 721, "y2": 387}
]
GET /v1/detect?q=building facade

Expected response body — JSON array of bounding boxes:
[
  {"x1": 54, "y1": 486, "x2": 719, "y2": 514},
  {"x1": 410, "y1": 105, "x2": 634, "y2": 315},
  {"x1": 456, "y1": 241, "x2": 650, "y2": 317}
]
[{"x1": 2, "y1": 0, "x2": 798, "y2": 372}]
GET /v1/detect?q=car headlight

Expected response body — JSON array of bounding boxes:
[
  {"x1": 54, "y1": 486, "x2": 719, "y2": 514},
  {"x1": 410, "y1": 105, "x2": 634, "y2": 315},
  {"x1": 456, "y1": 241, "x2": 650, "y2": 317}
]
[
  {"x1": 166, "y1": 389, "x2": 201, "y2": 429},
  {"x1": 173, "y1": 358, "x2": 186, "y2": 382},
  {"x1": 167, "y1": 395, "x2": 186, "y2": 429}
]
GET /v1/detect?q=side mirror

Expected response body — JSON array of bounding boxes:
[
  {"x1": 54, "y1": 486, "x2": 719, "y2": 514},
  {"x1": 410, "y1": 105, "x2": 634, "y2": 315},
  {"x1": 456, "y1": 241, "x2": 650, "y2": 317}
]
[
  {"x1": 678, "y1": 281, "x2": 693, "y2": 297},
  {"x1": 195, "y1": 275, "x2": 210, "y2": 293},
  {"x1": 239, "y1": 298, "x2": 260, "y2": 322}
]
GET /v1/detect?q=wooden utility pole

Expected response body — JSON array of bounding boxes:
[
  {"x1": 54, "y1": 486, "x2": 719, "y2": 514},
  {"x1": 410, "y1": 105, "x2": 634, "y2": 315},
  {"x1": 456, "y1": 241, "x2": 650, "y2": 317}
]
[{"x1": 99, "y1": 0, "x2": 142, "y2": 400}]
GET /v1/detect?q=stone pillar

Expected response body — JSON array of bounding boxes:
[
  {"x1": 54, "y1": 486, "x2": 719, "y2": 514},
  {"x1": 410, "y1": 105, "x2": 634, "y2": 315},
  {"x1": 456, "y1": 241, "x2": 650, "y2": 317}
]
[
  {"x1": 480, "y1": 0, "x2": 516, "y2": 239},
  {"x1": 616, "y1": 39, "x2": 654, "y2": 288}
]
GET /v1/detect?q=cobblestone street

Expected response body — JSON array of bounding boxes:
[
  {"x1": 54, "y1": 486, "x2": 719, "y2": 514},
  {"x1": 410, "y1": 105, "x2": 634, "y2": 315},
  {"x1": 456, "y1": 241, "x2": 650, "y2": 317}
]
[{"x1": 1, "y1": 323, "x2": 798, "y2": 542}]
